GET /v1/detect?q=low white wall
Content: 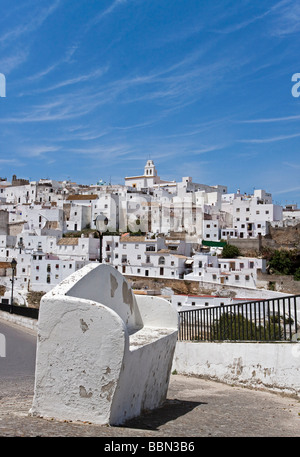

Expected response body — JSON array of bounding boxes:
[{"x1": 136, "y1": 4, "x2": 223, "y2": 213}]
[
  {"x1": 172, "y1": 341, "x2": 300, "y2": 398},
  {"x1": 0, "y1": 310, "x2": 38, "y2": 332},
  {"x1": 2, "y1": 310, "x2": 300, "y2": 399}
]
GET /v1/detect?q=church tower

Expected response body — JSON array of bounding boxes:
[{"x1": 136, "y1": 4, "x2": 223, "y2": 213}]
[{"x1": 144, "y1": 160, "x2": 157, "y2": 177}]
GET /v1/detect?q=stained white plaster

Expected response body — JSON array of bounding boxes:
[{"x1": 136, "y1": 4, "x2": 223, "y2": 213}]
[{"x1": 30, "y1": 264, "x2": 178, "y2": 425}]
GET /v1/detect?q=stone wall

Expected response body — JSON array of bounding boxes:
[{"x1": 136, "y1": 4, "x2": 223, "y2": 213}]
[
  {"x1": 257, "y1": 271, "x2": 300, "y2": 295},
  {"x1": 126, "y1": 275, "x2": 293, "y2": 299}
]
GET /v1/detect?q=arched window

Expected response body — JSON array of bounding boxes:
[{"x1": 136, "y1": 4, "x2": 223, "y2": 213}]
[{"x1": 158, "y1": 256, "x2": 165, "y2": 265}]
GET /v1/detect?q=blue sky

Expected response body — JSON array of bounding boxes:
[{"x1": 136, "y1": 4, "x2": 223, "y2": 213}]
[{"x1": 1, "y1": 0, "x2": 300, "y2": 206}]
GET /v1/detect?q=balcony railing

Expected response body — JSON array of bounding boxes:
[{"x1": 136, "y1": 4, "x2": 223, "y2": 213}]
[{"x1": 178, "y1": 295, "x2": 300, "y2": 342}]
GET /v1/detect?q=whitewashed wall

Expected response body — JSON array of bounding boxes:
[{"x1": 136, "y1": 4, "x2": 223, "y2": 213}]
[{"x1": 172, "y1": 341, "x2": 300, "y2": 397}]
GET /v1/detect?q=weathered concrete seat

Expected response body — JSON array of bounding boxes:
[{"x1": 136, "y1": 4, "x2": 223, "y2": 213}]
[{"x1": 30, "y1": 263, "x2": 178, "y2": 425}]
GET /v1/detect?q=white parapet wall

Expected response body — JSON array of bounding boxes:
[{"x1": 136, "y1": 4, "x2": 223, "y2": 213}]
[
  {"x1": 30, "y1": 263, "x2": 178, "y2": 425},
  {"x1": 0, "y1": 310, "x2": 38, "y2": 332},
  {"x1": 172, "y1": 341, "x2": 300, "y2": 398}
]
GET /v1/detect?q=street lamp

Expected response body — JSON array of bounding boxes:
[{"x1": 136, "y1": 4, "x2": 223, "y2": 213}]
[
  {"x1": 94, "y1": 214, "x2": 109, "y2": 263},
  {"x1": 10, "y1": 258, "x2": 17, "y2": 314}
]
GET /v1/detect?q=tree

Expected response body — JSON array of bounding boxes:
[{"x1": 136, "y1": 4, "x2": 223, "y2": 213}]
[
  {"x1": 221, "y1": 244, "x2": 240, "y2": 259},
  {"x1": 268, "y1": 250, "x2": 292, "y2": 275},
  {"x1": 210, "y1": 312, "x2": 282, "y2": 341},
  {"x1": 294, "y1": 267, "x2": 300, "y2": 281}
]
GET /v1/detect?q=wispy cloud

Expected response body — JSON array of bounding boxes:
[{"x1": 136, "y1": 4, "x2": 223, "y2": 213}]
[
  {"x1": 238, "y1": 114, "x2": 300, "y2": 123},
  {"x1": 21, "y1": 67, "x2": 109, "y2": 96},
  {"x1": 214, "y1": 0, "x2": 291, "y2": 35},
  {"x1": 283, "y1": 161, "x2": 300, "y2": 170},
  {"x1": 0, "y1": 0, "x2": 61, "y2": 46},
  {"x1": 216, "y1": 9, "x2": 271, "y2": 34},
  {"x1": 19, "y1": 145, "x2": 61, "y2": 158},
  {"x1": 85, "y1": 0, "x2": 127, "y2": 29},
  {"x1": 269, "y1": 0, "x2": 300, "y2": 36},
  {"x1": 237, "y1": 132, "x2": 300, "y2": 144},
  {"x1": 0, "y1": 49, "x2": 29, "y2": 74},
  {"x1": 26, "y1": 45, "x2": 79, "y2": 82},
  {"x1": 273, "y1": 186, "x2": 300, "y2": 195}
]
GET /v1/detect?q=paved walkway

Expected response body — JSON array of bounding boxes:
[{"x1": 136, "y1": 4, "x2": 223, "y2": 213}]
[
  {"x1": 0, "y1": 373, "x2": 299, "y2": 438},
  {"x1": 0, "y1": 316, "x2": 299, "y2": 439}
]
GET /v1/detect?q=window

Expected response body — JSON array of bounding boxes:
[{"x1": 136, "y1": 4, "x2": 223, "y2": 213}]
[
  {"x1": 235, "y1": 275, "x2": 240, "y2": 281},
  {"x1": 47, "y1": 275, "x2": 51, "y2": 284},
  {"x1": 146, "y1": 245, "x2": 155, "y2": 251},
  {"x1": 158, "y1": 256, "x2": 165, "y2": 265}
]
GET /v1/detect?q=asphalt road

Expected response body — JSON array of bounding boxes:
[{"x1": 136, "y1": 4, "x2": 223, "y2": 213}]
[
  {"x1": 0, "y1": 320, "x2": 36, "y2": 379},
  {"x1": 0, "y1": 318, "x2": 299, "y2": 439}
]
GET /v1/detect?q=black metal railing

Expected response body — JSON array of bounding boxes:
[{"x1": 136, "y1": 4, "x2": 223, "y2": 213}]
[
  {"x1": 178, "y1": 295, "x2": 300, "y2": 342},
  {"x1": 0, "y1": 302, "x2": 39, "y2": 319}
]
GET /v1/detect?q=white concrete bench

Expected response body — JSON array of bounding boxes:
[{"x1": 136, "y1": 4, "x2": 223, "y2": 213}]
[{"x1": 30, "y1": 263, "x2": 178, "y2": 425}]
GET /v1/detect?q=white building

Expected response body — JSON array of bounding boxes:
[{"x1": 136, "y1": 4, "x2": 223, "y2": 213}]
[
  {"x1": 30, "y1": 255, "x2": 89, "y2": 292},
  {"x1": 125, "y1": 160, "x2": 162, "y2": 191},
  {"x1": 171, "y1": 294, "x2": 257, "y2": 312},
  {"x1": 185, "y1": 253, "x2": 266, "y2": 289},
  {"x1": 221, "y1": 189, "x2": 282, "y2": 238},
  {"x1": 101, "y1": 234, "x2": 192, "y2": 279},
  {"x1": 280, "y1": 204, "x2": 300, "y2": 227}
]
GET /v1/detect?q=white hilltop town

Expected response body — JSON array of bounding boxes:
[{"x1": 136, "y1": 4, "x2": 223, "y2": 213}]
[{"x1": 0, "y1": 161, "x2": 299, "y2": 309}]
